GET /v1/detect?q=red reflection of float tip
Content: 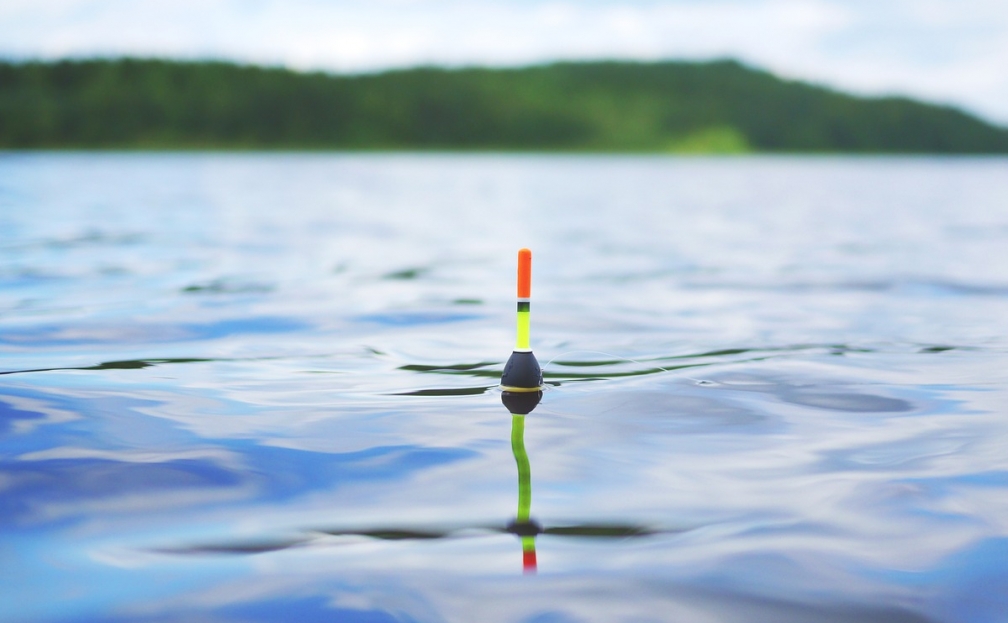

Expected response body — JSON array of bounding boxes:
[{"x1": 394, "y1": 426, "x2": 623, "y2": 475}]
[
  {"x1": 517, "y1": 248, "x2": 532, "y2": 299},
  {"x1": 523, "y1": 549, "x2": 537, "y2": 574}
]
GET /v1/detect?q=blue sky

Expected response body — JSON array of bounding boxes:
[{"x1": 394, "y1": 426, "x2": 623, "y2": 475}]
[{"x1": 2, "y1": 0, "x2": 1007, "y2": 125}]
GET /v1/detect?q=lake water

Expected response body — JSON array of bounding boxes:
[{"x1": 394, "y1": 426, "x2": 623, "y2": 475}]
[{"x1": 2, "y1": 153, "x2": 1008, "y2": 623}]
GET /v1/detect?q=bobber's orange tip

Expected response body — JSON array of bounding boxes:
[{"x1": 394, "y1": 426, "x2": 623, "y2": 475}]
[{"x1": 517, "y1": 248, "x2": 532, "y2": 299}]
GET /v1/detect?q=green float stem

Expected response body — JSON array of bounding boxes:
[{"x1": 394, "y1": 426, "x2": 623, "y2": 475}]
[
  {"x1": 516, "y1": 309, "x2": 531, "y2": 351},
  {"x1": 511, "y1": 414, "x2": 531, "y2": 522}
]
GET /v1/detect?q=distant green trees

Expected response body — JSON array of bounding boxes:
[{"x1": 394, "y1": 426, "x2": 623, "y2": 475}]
[{"x1": 1, "y1": 58, "x2": 1006, "y2": 152}]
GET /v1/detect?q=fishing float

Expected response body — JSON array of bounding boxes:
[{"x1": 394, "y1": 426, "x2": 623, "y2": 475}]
[
  {"x1": 500, "y1": 248, "x2": 543, "y2": 573},
  {"x1": 500, "y1": 248, "x2": 543, "y2": 409}
]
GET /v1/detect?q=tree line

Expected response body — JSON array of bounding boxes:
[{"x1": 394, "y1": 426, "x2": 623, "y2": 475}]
[{"x1": 1, "y1": 58, "x2": 1006, "y2": 152}]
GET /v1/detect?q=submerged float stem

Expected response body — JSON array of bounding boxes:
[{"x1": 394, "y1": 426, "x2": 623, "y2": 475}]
[
  {"x1": 511, "y1": 413, "x2": 537, "y2": 573},
  {"x1": 511, "y1": 414, "x2": 531, "y2": 522}
]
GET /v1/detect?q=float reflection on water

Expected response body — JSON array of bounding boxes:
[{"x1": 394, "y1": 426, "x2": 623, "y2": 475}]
[{"x1": 503, "y1": 389, "x2": 543, "y2": 573}]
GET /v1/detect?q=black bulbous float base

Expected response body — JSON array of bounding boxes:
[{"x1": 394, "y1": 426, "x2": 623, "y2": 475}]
[
  {"x1": 500, "y1": 350, "x2": 542, "y2": 390},
  {"x1": 501, "y1": 389, "x2": 542, "y2": 415}
]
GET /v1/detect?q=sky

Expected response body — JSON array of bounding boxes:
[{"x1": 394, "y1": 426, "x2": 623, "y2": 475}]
[{"x1": 2, "y1": 0, "x2": 1007, "y2": 125}]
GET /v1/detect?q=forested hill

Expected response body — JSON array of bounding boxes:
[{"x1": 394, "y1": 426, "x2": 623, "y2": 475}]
[{"x1": 2, "y1": 58, "x2": 1007, "y2": 152}]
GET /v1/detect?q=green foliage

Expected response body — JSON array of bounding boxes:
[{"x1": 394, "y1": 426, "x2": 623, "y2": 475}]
[
  {"x1": 1, "y1": 58, "x2": 1006, "y2": 152},
  {"x1": 667, "y1": 126, "x2": 751, "y2": 154}
]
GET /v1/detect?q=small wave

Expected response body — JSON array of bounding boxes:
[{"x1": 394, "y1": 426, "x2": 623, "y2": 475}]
[
  {"x1": 392, "y1": 386, "x2": 494, "y2": 397},
  {"x1": 156, "y1": 521, "x2": 676, "y2": 557},
  {"x1": 395, "y1": 345, "x2": 854, "y2": 387},
  {"x1": 383, "y1": 267, "x2": 429, "y2": 280},
  {"x1": 681, "y1": 278, "x2": 1008, "y2": 297},
  {"x1": 0, "y1": 316, "x2": 307, "y2": 347},
  {"x1": 0, "y1": 358, "x2": 212, "y2": 376},
  {"x1": 181, "y1": 279, "x2": 274, "y2": 295},
  {"x1": 357, "y1": 312, "x2": 482, "y2": 326},
  {"x1": 0, "y1": 230, "x2": 146, "y2": 252}
]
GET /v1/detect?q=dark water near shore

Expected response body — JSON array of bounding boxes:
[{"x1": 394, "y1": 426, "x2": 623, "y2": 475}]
[{"x1": 2, "y1": 153, "x2": 1008, "y2": 623}]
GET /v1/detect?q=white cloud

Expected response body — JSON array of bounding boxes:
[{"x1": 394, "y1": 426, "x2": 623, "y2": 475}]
[{"x1": 1, "y1": 0, "x2": 1006, "y2": 124}]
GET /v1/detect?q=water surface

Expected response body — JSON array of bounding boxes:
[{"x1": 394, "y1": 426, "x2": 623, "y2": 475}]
[{"x1": 2, "y1": 153, "x2": 1008, "y2": 622}]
